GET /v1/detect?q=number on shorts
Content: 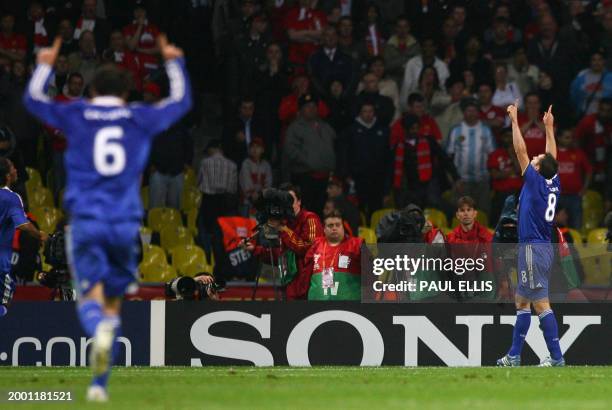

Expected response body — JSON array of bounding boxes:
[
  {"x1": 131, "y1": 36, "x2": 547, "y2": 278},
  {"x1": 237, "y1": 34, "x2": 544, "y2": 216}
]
[
  {"x1": 544, "y1": 193, "x2": 556, "y2": 222},
  {"x1": 94, "y1": 126, "x2": 125, "y2": 176}
]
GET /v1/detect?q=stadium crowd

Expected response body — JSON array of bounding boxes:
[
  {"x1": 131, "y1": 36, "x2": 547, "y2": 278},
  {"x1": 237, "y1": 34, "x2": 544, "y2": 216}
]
[{"x1": 0, "y1": 0, "x2": 610, "y2": 300}]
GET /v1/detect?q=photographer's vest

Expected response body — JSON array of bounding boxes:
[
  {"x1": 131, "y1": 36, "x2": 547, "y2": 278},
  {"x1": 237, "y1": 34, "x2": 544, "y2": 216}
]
[
  {"x1": 307, "y1": 237, "x2": 363, "y2": 301},
  {"x1": 217, "y1": 216, "x2": 258, "y2": 276}
]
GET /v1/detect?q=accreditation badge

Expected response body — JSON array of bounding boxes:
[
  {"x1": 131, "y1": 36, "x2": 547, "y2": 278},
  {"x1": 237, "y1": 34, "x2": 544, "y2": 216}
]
[{"x1": 322, "y1": 267, "x2": 335, "y2": 289}]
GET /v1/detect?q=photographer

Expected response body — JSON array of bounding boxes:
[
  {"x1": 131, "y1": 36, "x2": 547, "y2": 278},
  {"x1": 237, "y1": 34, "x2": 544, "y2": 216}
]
[
  {"x1": 304, "y1": 210, "x2": 363, "y2": 301},
  {"x1": 375, "y1": 203, "x2": 447, "y2": 301},
  {"x1": 247, "y1": 183, "x2": 323, "y2": 300},
  {"x1": 166, "y1": 273, "x2": 219, "y2": 301}
]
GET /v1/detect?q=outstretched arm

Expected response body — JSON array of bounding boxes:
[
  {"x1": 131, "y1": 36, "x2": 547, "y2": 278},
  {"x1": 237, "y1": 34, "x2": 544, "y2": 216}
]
[
  {"x1": 22, "y1": 37, "x2": 66, "y2": 128},
  {"x1": 543, "y1": 105, "x2": 557, "y2": 159},
  {"x1": 507, "y1": 101, "x2": 530, "y2": 174}
]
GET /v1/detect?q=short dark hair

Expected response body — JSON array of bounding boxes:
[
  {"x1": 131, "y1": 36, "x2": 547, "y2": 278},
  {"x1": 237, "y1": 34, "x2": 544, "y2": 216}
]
[
  {"x1": 407, "y1": 92, "x2": 424, "y2": 105},
  {"x1": 279, "y1": 183, "x2": 301, "y2": 201},
  {"x1": 91, "y1": 64, "x2": 131, "y2": 97},
  {"x1": 457, "y1": 196, "x2": 476, "y2": 210},
  {"x1": 323, "y1": 209, "x2": 343, "y2": 223},
  {"x1": 524, "y1": 91, "x2": 540, "y2": 102},
  {"x1": 0, "y1": 157, "x2": 11, "y2": 186},
  {"x1": 538, "y1": 153, "x2": 558, "y2": 179},
  {"x1": 68, "y1": 72, "x2": 84, "y2": 82}
]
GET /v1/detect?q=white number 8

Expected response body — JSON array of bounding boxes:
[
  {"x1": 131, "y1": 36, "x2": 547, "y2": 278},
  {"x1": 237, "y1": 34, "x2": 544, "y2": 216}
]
[
  {"x1": 94, "y1": 126, "x2": 126, "y2": 176},
  {"x1": 544, "y1": 193, "x2": 556, "y2": 222}
]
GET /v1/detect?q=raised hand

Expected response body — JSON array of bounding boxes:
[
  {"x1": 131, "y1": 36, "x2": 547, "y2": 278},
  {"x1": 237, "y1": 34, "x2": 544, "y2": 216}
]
[
  {"x1": 157, "y1": 33, "x2": 184, "y2": 60},
  {"x1": 37, "y1": 37, "x2": 61, "y2": 66},
  {"x1": 543, "y1": 105, "x2": 554, "y2": 127},
  {"x1": 506, "y1": 99, "x2": 519, "y2": 123}
]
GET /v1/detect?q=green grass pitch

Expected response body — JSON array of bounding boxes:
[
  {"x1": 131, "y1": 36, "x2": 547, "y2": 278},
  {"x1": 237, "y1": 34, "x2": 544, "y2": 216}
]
[{"x1": 1, "y1": 367, "x2": 611, "y2": 409}]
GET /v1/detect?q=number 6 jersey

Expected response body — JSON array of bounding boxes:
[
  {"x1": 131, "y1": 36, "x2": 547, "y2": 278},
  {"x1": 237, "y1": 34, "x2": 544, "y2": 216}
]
[
  {"x1": 23, "y1": 58, "x2": 192, "y2": 222},
  {"x1": 518, "y1": 164, "x2": 560, "y2": 243}
]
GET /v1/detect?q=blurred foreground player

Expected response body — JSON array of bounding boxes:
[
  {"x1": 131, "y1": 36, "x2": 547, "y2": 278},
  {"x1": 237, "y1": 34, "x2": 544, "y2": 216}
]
[
  {"x1": 497, "y1": 102, "x2": 564, "y2": 367},
  {"x1": 24, "y1": 36, "x2": 191, "y2": 400},
  {"x1": 0, "y1": 158, "x2": 47, "y2": 317}
]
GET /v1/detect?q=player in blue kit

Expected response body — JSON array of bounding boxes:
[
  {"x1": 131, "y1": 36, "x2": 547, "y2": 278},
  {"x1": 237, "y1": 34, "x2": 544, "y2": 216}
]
[
  {"x1": 24, "y1": 36, "x2": 191, "y2": 401},
  {"x1": 0, "y1": 158, "x2": 48, "y2": 317},
  {"x1": 497, "y1": 101, "x2": 564, "y2": 367}
]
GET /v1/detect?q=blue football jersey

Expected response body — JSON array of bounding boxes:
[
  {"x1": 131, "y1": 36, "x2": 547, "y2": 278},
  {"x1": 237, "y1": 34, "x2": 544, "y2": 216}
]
[
  {"x1": 0, "y1": 188, "x2": 28, "y2": 273},
  {"x1": 23, "y1": 58, "x2": 192, "y2": 222},
  {"x1": 518, "y1": 164, "x2": 560, "y2": 243}
]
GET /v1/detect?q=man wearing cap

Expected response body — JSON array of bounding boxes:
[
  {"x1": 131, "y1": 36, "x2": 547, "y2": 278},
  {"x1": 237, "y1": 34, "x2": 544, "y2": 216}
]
[
  {"x1": 445, "y1": 97, "x2": 496, "y2": 216},
  {"x1": 283, "y1": 93, "x2": 336, "y2": 216}
]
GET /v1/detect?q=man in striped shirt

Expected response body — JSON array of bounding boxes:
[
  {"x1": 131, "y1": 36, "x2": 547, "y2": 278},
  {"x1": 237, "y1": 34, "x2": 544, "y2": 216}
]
[
  {"x1": 196, "y1": 139, "x2": 238, "y2": 255},
  {"x1": 445, "y1": 98, "x2": 496, "y2": 216}
]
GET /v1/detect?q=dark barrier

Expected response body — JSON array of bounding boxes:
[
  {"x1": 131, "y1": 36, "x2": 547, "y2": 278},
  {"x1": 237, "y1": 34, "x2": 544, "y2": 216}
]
[
  {"x1": 1, "y1": 302, "x2": 611, "y2": 366},
  {"x1": 0, "y1": 302, "x2": 150, "y2": 366},
  {"x1": 164, "y1": 302, "x2": 612, "y2": 366}
]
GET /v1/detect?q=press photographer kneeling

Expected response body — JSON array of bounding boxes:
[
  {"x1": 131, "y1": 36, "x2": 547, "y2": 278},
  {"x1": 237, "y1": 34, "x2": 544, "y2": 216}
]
[{"x1": 244, "y1": 183, "x2": 323, "y2": 300}]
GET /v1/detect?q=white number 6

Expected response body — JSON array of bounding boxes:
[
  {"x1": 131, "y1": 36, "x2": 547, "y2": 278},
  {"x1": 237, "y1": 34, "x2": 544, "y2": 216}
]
[
  {"x1": 544, "y1": 193, "x2": 556, "y2": 222},
  {"x1": 94, "y1": 126, "x2": 126, "y2": 176}
]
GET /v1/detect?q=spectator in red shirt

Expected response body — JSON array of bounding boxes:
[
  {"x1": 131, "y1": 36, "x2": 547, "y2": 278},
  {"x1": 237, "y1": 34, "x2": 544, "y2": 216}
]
[
  {"x1": 518, "y1": 92, "x2": 546, "y2": 159},
  {"x1": 123, "y1": 3, "x2": 160, "y2": 74},
  {"x1": 478, "y1": 82, "x2": 507, "y2": 140},
  {"x1": 487, "y1": 127, "x2": 522, "y2": 225},
  {"x1": 284, "y1": 0, "x2": 327, "y2": 70},
  {"x1": 447, "y1": 196, "x2": 494, "y2": 298},
  {"x1": 574, "y1": 98, "x2": 612, "y2": 191},
  {"x1": 0, "y1": 13, "x2": 27, "y2": 70},
  {"x1": 404, "y1": 93, "x2": 442, "y2": 142},
  {"x1": 557, "y1": 128, "x2": 593, "y2": 230}
]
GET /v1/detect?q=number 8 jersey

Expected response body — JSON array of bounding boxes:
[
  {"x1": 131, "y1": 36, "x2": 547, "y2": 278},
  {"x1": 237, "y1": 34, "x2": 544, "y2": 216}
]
[
  {"x1": 518, "y1": 164, "x2": 560, "y2": 243},
  {"x1": 23, "y1": 58, "x2": 192, "y2": 222}
]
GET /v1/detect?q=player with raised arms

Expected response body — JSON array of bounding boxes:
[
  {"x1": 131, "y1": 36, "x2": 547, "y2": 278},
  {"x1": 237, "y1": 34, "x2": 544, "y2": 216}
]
[
  {"x1": 497, "y1": 101, "x2": 564, "y2": 367},
  {"x1": 23, "y1": 36, "x2": 192, "y2": 400}
]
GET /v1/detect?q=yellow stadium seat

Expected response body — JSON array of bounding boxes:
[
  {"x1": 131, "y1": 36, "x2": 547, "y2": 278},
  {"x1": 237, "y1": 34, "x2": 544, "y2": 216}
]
[
  {"x1": 184, "y1": 167, "x2": 197, "y2": 189},
  {"x1": 587, "y1": 228, "x2": 607, "y2": 244},
  {"x1": 25, "y1": 180, "x2": 40, "y2": 199},
  {"x1": 30, "y1": 207, "x2": 63, "y2": 233},
  {"x1": 370, "y1": 208, "x2": 394, "y2": 230},
  {"x1": 583, "y1": 190, "x2": 604, "y2": 213},
  {"x1": 29, "y1": 186, "x2": 54, "y2": 208},
  {"x1": 160, "y1": 225, "x2": 194, "y2": 251},
  {"x1": 139, "y1": 226, "x2": 153, "y2": 246},
  {"x1": 424, "y1": 208, "x2": 448, "y2": 228},
  {"x1": 180, "y1": 186, "x2": 202, "y2": 212},
  {"x1": 567, "y1": 228, "x2": 583, "y2": 245},
  {"x1": 141, "y1": 187, "x2": 149, "y2": 210},
  {"x1": 147, "y1": 207, "x2": 183, "y2": 231},
  {"x1": 442, "y1": 190, "x2": 454, "y2": 204},
  {"x1": 186, "y1": 208, "x2": 198, "y2": 236},
  {"x1": 26, "y1": 167, "x2": 42, "y2": 187},
  {"x1": 140, "y1": 262, "x2": 176, "y2": 282},
  {"x1": 170, "y1": 244, "x2": 210, "y2": 277},
  {"x1": 141, "y1": 244, "x2": 168, "y2": 266},
  {"x1": 359, "y1": 211, "x2": 367, "y2": 227},
  {"x1": 358, "y1": 226, "x2": 377, "y2": 244}
]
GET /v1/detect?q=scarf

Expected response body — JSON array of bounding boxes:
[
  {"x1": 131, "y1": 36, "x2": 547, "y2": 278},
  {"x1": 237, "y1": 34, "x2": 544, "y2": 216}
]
[
  {"x1": 391, "y1": 121, "x2": 432, "y2": 188},
  {"x1": 33, "y1": 18, "x2": 48, "y2": 53},
  {"x1": 73, "y1": 17, "x2": 95, "y2": 40}
]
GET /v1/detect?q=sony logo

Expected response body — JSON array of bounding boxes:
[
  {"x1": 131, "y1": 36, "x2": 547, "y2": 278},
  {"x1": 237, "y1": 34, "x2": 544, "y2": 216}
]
[{"x1": 188, "y1": 311, "x2": 601, "y2": 366}]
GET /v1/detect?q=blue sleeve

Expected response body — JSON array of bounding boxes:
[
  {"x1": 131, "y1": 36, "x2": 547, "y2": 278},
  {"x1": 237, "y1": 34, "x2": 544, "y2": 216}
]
[
  {"x1": 132, "y1": 57, "x2": 193, "y2": 136},
  {"x1": 9, "y1": 194, "x2": 28, "y2": 228},
  {"x1": 22, "y1": 64, "x2": 70, "y2": 129}
]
